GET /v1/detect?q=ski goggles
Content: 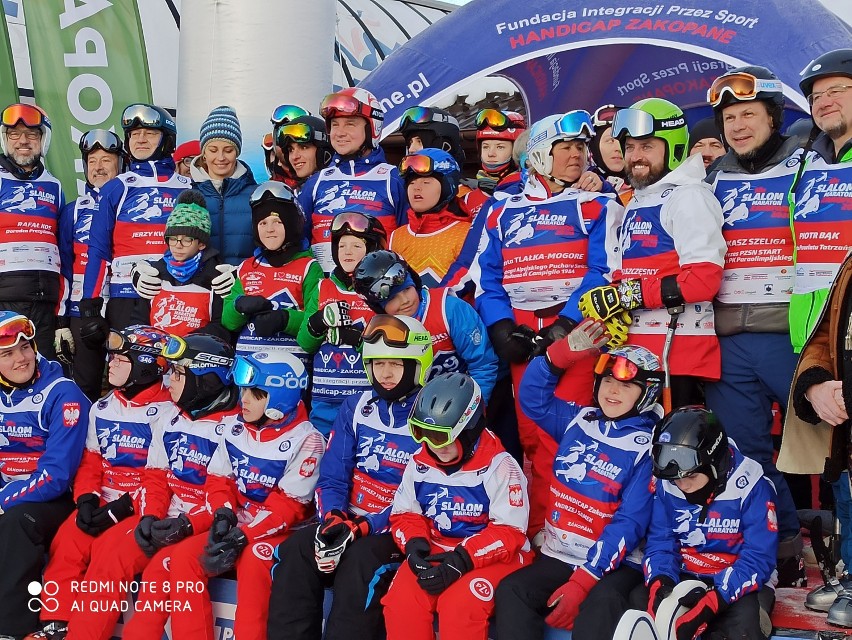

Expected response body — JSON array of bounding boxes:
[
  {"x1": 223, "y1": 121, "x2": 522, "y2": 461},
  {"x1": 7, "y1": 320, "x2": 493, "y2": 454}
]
[
  {"x1": 359, "y1": 261, "x2": 408, "y2": 302},
  {"x1": 79, "y1": 129, "x2": 122, "y2": 155},
  {"x1": 363, "y1": 314, "x2": 415, "y2": 348},
  {"x1": 707, "y1": 72, "x2": 783, "y2": 108},
  {"x1": 409, "y1": 416, "x2": 455, "y2": 447},
  {"x1": 592, "y1": 104, "x2": 619, "y2": 128},
  {"x1": 229, "y1": 355, "x2": 274, "y2": 388},
  {"x1": 399, "y1": 107, "x2": 458, "y2": 129},
  {"x1": 106, "y1": 328, "x2": 166, "y2": 356},
  {"x1": 652, "y1": 444, "x2": 702, "y2": 479},
  {"x1": 161, "y1": 335, "x2": 188, "y2": 361},
  {"x1": 594, "y1": 353, "x2": 641, "y2": 382},
  {"x1": 121, "y1": 104, "x2": 167, "y2": 130},
  {"x1": 553, "y1": 110, "x2": 595, "y2": 140},
  {"x1": 1, "y1": 103, "x2": 48, "y2": 129},
  {"x1": 331, "y1": 211, "x2": 374, "y2": 235},
  {"x1": 250, "y1": 181, "x2": 297, "y2": 206},
  {"x1": 261, "y1": 132, "x2": 275, "y2": 151},
  {"x1": 399, "y1": 153, "x2": 456, "y2": 177},
  {"x1": 475, "y1": 109, "x2": 517, "y2": 131},
  {"x1": 320, "y1": 94, "x2": 384, "y2": 122},
  {"x1": 276, "y1": 122, "x2": 324, "y2": 146},
  {"x1": 0, "y1": 315, "x2": 35, "y2": 349},
  {"x1": 611, "y1": 108, "x2": 685, "y2": 140},
  {"x1": 270, "y1": 104, "x2": 309, "y2": 127}
]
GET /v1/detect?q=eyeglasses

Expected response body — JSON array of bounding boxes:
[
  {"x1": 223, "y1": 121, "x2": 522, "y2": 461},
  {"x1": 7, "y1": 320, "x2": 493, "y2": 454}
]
[
  {"x1": 409, "y1": 416, "x2": 454, "y2": 447},
  {"x1": 594, "y1": 353, "x2": 640, "y2": 382},
  {"x1": 1, "y1": 103, "x2": 49, "y2": 129},
  {"x1": 6, "y1": 130, "x2": 41, "y2": 141},
  {"x1": 652, "y1": 443, "x2": 702, "y2": 479},
  {"x1": 399, "y1": 107, "x2": 459, "y2": 130},
  {"x1": 0, "y1": 315, "x2": 36, "y2": 349},
  {"x1": 79, "y1": 129, "x2": 122, "y2": 155},
  {"x1": 167, "y1": 236, "x2": 197, "y2": 247},
  {"x1": 170, "y1": 365, "x2": 185, "y2": 380},
  {"x1": 250, "y1": 181, "x2": 298, "y2": 206},
  {"x1": 592, "y1": 105, "x2": 619, "y2": 128},
  {"x1": 399, "y1": 153, "x2": 457, "y2": 177},
  {"x1": 611, "y1": 108, "x2": 685, "y2": 139},
  {"x1": 331, "y1": 211, "x2": 373, "y2": 234},
  {"x1": 808, "y1": 84, "x2": 852, "y2": 107},
  {"x1": 553, "y1": 110, "x2": 595, "y2": 141},
  {"x1": 270, "y1": 104, "x2": 309, "y2": 127},
  {"x1": 180, "y1": 157, "x2": 193, "y2": 167},
  {"x1": 121, "y1": 104, "x2": 167, "y2": 130},
  {"x1": 363, "y1": 314, "x2": 415, "y2": 347},
  {"x1": 707, "y1": 72, "x2": 783, "y2": 107},
  {"x1": 320, "y1": 94, "x2": 384, "y2": 122}
]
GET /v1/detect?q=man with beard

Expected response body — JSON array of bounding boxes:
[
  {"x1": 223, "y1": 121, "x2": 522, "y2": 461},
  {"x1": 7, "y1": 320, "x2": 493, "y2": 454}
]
[
  {"x1": 0, "y1": 104, "x2": 65, "y2": 358},
  {"x1": 580, "y1": 98, "x2": 725, "y2": 408},
  {"x1": 702, "y1": 66, "x2": 806, "y2": 589}
]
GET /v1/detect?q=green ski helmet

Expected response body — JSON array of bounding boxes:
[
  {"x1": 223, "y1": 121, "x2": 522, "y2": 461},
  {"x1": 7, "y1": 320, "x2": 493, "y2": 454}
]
[{"x1": 611, "y1": 98, "x2": 689, "y2": 172}]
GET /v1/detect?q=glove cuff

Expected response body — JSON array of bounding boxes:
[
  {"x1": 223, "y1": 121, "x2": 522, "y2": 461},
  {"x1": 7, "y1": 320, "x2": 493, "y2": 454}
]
[
  {"x1": 617, "y1": 279, "x2": 644, "y2": 310},
  {"x1": 79, "y1": 298, "x2": 104, "y2": 318},
  {"x1": 352, "y1": 515, "x2": 371, "y2": 538},
  {"x1": 570, "y1": 566, "x2": 599, "y2": 593},
  {"x1": 454, "y1": 545, "x2": 474, "y2": 573}
]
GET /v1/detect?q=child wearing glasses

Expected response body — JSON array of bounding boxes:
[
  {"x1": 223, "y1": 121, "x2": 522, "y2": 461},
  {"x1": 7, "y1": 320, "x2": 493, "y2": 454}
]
[
  {"x1": 382, "y1": 372, "x2": 530, "y2": 640},
  {"x1": 268, "y1": 315, "x2": 433, "y2": 640},
  {"x1": 222, "y1": 181, "x2": 322, "y2": 364},
  {"x1": 495, "y1": 320, "x2": 664, "y2": 640},
  {"x1": 131, "y1": 189, "x2": 229, "y2": 339},
  {"x1": 122, "y1": 351, "x2": 325, "y2": 640},
  {"x1": 297, "y1": 211, "x2": 387, "y2": 437}
]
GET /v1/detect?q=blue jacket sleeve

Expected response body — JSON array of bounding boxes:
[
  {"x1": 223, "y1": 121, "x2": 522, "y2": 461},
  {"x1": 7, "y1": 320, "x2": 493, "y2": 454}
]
[
  {"x1": 441, "y1": 197, "x2": 493, "y2": 295},
  {"x1": 0, "y1": 382, "x2": 90, "y2": 510},
  {"x1": 518, "y1": 355, "x2": 582, "y2": 443},
  {"x1": 585, "y1": 454, "x2": 654, "y2": 578},
  {"x1": 298, "y1": 177, "x2": 317, "y2": 250},
  {"x1": 314, "y1": 394, "x2": 358, "y2": 519},
  {"x1": 444, "y1": 294, "x2": 498, "y2": 402},
  {"x1": 57, "y1": 200, "x2": 76, "y2": 313},
  {"x1": 642, "y1": 488, "x2": 682, "y2": 583},
  {"x1": 389, "y1": 168, "x2": 409, "y2": 227},
  {"x1": 472, "y1": 214, "x2": 515, "y2": 328},
  {"x1": 82, "y1": 178, "x2": 121, "y2": 299}
]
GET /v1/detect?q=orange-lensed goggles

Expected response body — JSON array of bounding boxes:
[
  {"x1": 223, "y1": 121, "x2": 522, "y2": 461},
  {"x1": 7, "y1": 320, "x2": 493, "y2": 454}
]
[
  {"x1": 475, "y1": 109, "x2": 512, "y2": 130},
  {"x1": 261, "y1": 132, "x2": 275, "y2": 151},
  {"x1": 594, "y1": 353, "x2": 639, "y2": 382},
  {"x1": 592, "y1": 104, "x2": 619, "y2": 128},
  {"x1": 276, "y1": 122, "x2": 315, "y2": 145},
  {"x1": 399, "y1": 154, "x2": 436, "y2": 176},
  {"x1": 320, "y1": 94, "x2": 382, "y2": 122},
  {"x1": 331, "y1": 211, "x2": 373, "y2": 234},
  {"x1": 1, "y1": 103, "x2": 48, "y2": 129},
  {"x1": 0, "y1": 315, "x2": 36, "y2": 349},
  {"x1": 362, "y1": 315, "x2": 412, "y2": 348},
  {"x1": 707, "y1": 72, "x2": 783, "y2": 107}
]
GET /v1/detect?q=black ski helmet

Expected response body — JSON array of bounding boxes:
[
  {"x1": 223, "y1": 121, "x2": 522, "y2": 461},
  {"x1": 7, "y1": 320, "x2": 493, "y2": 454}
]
[
  {"x1": 249, "y1": 181, "x2": 304, "y2": 252},
  {"x1": 800, "y1": 49, "x2": 852, "y2": 99},
  {"x1": 162, "y1": 333, "x2": 236, "y2": 417},
  {"x1": 399, "y1": 106, "x2": 465, "y2": 165},
  {"x1": 106, "y1": 325, "x2": 170, "y2": 388},
  {"x1": 276, "y1": 114, "x2": 334, "y2": 178},
  {"x1": 652, "y1": 406, "x2": 730, "y2": 482},
  {"x1": 710, "y1": 65, "x2": 785, "y2": 130},
  {"x1": 353, "y1": 249, "x2": 422, "y2": 313},
  {"x1": 330, "y1": 211, "x2": 388, "y2": 272}
]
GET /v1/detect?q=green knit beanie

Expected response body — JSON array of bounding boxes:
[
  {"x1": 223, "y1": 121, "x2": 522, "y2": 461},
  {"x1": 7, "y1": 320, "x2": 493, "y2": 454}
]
[{"x1": 165, "y1": 201, "x2": 211, "y2": 244}]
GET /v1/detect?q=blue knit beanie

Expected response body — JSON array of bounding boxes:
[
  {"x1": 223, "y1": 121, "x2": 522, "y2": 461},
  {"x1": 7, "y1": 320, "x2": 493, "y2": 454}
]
[{"x1": 199, "y1": 106, "x2": 242, "y2": 154}]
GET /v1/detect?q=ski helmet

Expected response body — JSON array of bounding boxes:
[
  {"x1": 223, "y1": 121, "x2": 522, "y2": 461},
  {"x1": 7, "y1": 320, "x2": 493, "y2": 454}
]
[
  {"x1": 276, "y1": 114, "x2": 333, "y2": 176},
  {"x1": 475, "y1": 109, "x2": 526, "y2": 145},
  {"x1": 162, "y1": 333, "x2": 236, "y2": 417},
  {"x1": 230, "y1": 351, "x2": 308, "y2": 421},
  {"x1": 249, "y1": 181, "x2": 304, "y2": 251},
  {"x1": 527, "y1": 110, "x2": 594, "y2": 179},
  {"x1": 320, "y1": 87, "x2": 385, "y2": 149},
  {"x1": 362, "y1": 314, "x2": 433, "y2": 401},
  {"x1": 353, "y1": 250, "x2": 421, "y2": 312},
  {"x1": 709, "y1": 66, "x2": 785, "y2": 130},
  {"x1": 409, "y1": 372, "x2": 485, "y2": 464},
  {"x1": 799, "y1": 49, "x2": 852, "y2": 99},
  {"x1": 330, "y1": 211, "x2": 388, "y2": 272},
  {"x1": 79, "y1": 129, "x2": 126, "y2": 184},
  {"x1": 399, "y1": 148, "x2": 461, "y2": 210},
  {"x1": 106, "y1": 325, "x2": 170, "y2": 388},
  {"x1": 592, "y1": 345, "x2": 663, "y2": 415},
  {"x1": 121, "y1": 103, "x2": 178, "y2": 160},
  {"x1": 0, "y1": 103, "x2": 51, "y2": 157},
  {"x1": 652, "y1": 405, "x2": 730, "y2": 482},
  {"x1": 399, "y1": 106, "x2": 465, "y2": 165},
  {"x1": 611, "y1": 98, "x2": 688, "y2": 172}
]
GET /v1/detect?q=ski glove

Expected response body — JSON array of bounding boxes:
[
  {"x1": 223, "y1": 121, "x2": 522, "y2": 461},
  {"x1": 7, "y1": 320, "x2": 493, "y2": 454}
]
[
  {"x1": 545, "y1": 567, "x2": 598, "y2": 630},
  {"x1": 532, "y1": 316, "x2": 576, "y2": 356},
  {"x1": 546, "y1": 319, "x2": 608, "y2": 370},
  {"x1": 203, "y1": 527, "x2": 248, "y2": 576},
  {"x1": 234, "y1": 295, "x2": 273, "y2": 317},
  {"x1": 488, "y1": 319, "x2": 536, "y2": 363},
  {"x1": 674, "y1": 587, "x2": 725, "y2": 640},
  {"x1": 78, "y1": 298, "x2": 109, "y2": 349},
  {"x1": 209, "y1": 507, "x2": 238, "y2": 545},
  {"x1": 307, "y1": 302, "x2": 351, "y2": 337},
  {"x1": 251, "y1": 309, "x2": 290, "y2": 337},
  {"x1": 647, "y1": 575, "x2": 676, "y2": 617},
  {"x1": 54, "y1": 328, "x2": 75, "y2": 367},
  {"x1": 75, "y1": 493, "x2": 101, "y2": 535},
  {"x1": 211, "y1": 264, "x2": 237, "y2": 298},
  {"x1": 405, "y1": 537, "x2": 433, "y2": 576},
  {"x1": 130, "y1": 261, "x2": 162, "y2": 300},
  {"x1": 134, "y1": 515, "x2": 159, "y2": 557},
  {"x1": 314, "y1": 509, "x2": 370, "y2": 573},
  {"x1": 87, "y1": 493, "x2": 135, "y2": 534},
  {"x1": 616, "y1": 279, "x2": 644, "y2": 311},
  {"x1": 418, "y1": 548, "x2": 473, "y2": 595},
  {"x1": 149, "y1": 513, "x2": 193, "y2": 548}
]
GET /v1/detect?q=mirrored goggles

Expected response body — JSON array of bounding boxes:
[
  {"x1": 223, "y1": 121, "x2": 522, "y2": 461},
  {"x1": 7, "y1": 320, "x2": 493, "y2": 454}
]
[
  {"x1": 594, "y1": 353, "x2": 639, "y2": 382},
  {"x1": 250, "y1": 181, "x2": 297, "y2": 206},
  {"x1": 399, "y1": 153, "x2": 454, "y2": 177},
  {"x1": 229, "y1": 355, "x2": 262, "y2": 387},
  {"x1": 276, "y1": 122, "x2": 317, "y2": 145},
  {"x1": 331, "y1": 211, "x2": 373, "y2": 234},
  {"x1": 80, "y1": 129, "x2": 122, "y2": 155},
  {"x1": 611, "y1": 108, "x2": 685, "y2": 139},
  {"x1": 475, "y1": 108, "x2": 512, "y2": 130},
  {"x1": 162, "y1": 335, "x2": 187, "y2": 360},
  {"x1": 106, "y1": 330, "x2": 128, "y2": 353},
  {"x1": 261, "y1": 132, "x2": 275, "y2": 151},
  {"x1": 1, "y1": 103, "x2": 48, "y2": 129},
  {"x1": 0, "y1": 315, "x2": 35, "y2": 349},
  {"x1": 554, "y1": 110, "x2": 594, "y2": 140},
  {"x1": 363, "y1": 314, "x2": 413, "y2": 347},
  {"x1": 121, "y1": 104, "x2": 164, "y2": 130},
  {"x1": 400, "y1": 107, "x2": 458, "y2": 128},
  {"x1": 707, "y1": 73, "x2": 783, "y2": 107},
  {"x1": 652, "y1": 444, "x2": 702, "y2": 479},
  {"x1": 362, "y1": 264, "x2": 408, "y2": 302},
  {"x1": 320, "y1": 94, "x2": 383, "y2": 122},
  {"x1": 592, "y1": 104, "x2": 619, "y2": 128},
  {"x1": 270, "y1": 104, "x2": 309, "y2": 126},
  {"x1": 409, "y1": 416, "x2": 454, "y2": 447}
]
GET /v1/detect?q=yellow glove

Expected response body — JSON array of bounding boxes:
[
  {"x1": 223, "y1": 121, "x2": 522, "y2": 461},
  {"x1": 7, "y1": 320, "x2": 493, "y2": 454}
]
[
  {"x1": 603, "y1": 309, "x2": 631, "y2": 349},
  {"x1": 578, "y1": 286, "x2": 623, "y2": 322}
]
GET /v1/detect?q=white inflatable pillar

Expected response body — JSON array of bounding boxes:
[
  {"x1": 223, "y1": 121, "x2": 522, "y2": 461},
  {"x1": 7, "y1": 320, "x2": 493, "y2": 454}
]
[{"x1": 176, "y1": 0, "x2": 336, "y2": 180}]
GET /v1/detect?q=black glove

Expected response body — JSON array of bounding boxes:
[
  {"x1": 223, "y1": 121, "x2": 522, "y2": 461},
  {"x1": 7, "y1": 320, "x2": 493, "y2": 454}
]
[
  {"x1": 202, "y1": 526, "x2": 248, "y2": 576},
  {"x1": 209, "y1": 507, "x2": 238, "y2": 545},
  {"x1": 234, "y1": 295, "x2": 273, "y2": 317},
  {"x1": 405, "y1": 537, "x2": 433, "y2": 577},
  {"x1": 647, "y1": 574, "x2": 676, "y2": 616},
  {"x1": 307, "y1": 310, "x2": 327, "y2": 337},
  {"x1": 674, "y1": 587, "x2": 726, "y2": 640},
  {"x1": 87, "y1": 493, "x2": 135, "y2": 534},
  {"x1": 317, "y1": 509, "x2": 371, "y2": 545},
  {"x1": 335, "y1": 326, "x2": 363, "y2": 347},
  {"x1": 134, "y1": 515, "x2": 159, "y2": 557},
  {"x1": 250, "y1": 309, "x2": 290, "y2": 337},
  {"x1": 418, "y1": 548, "x2": 473, "y2": 595},
  {"x1": 75, "y1": 493, "x2": 101, "y2": 535},
  {"x1": 532, "y1": 316, "x2": 577, "y2": 357},
  {"x1": 149, "y1": 513, "x2": 193, "y2": 548},
  {"x1": 488, "y1": 319, "x2": 536, "y2": 363},
  {"x1": 78, "y1": 298, "x2": 109, "y2": 349}
]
